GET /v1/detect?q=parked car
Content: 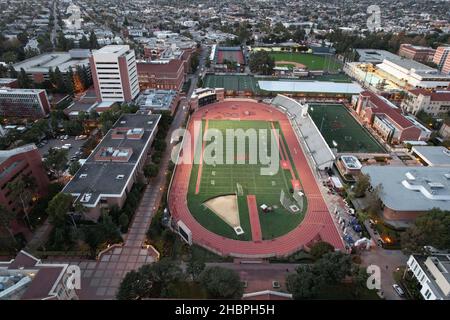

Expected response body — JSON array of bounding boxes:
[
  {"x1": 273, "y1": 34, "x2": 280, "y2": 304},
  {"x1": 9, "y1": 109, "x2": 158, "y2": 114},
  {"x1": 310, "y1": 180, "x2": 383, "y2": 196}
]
[{"x1": 392, "y1": 284, "x2": 404, "y2": 296}]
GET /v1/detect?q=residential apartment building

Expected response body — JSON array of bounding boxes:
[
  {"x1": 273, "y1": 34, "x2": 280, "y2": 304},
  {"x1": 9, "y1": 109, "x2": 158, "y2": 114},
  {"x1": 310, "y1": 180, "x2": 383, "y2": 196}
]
[
  {"x1": 401, "y1": 88, "x2": 450, "y2": 116},
  {"x1": 63, "y1": 114, "x2": 161, "y2": 221},
  {"x1": 137, "y1": 59, "x2": 185, "y2": 91},
  {"x1": 433, "y1": 46, "x2": 450, "y2": 75},
  {"x1": 407, "y1": 254, "x2": 450, "y2": 300},
  {"x1": 0, "y1": 250, "x2": 79, "y2": 300},
  {"x1": 398, "y1": 44, "x2": 435, "y2": 63},
  {"x1": 90, "y1": 45, "x2": 139, "y2": 103},
  {"x1": 0, "y1": 144, "x2": 49, "y2": 214},
  {"x1": 355, "y1": 91, "x2": 425, "y2": 143},
  {"x1": 0, "y1": 88, "x2": 50, "y2": 119}
]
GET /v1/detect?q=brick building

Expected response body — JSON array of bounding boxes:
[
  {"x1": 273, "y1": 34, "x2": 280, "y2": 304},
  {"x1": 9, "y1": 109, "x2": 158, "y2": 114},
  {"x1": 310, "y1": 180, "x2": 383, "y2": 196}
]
[
  {"x1": 0, "y1": 144, "x2": 49, "y2": 214},
  {"x1": 137, "y1": 59, "x2": 185, "y2": 91}
]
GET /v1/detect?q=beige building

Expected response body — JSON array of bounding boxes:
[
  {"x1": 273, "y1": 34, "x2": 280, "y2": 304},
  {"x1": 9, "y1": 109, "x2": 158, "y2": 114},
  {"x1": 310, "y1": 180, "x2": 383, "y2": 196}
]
[
  {"x1": 407, "y1": 254, "x2": 450, "y2": 300},
  {"x1": 401, "y1": 89, "x2": 450, "y2": 116}
]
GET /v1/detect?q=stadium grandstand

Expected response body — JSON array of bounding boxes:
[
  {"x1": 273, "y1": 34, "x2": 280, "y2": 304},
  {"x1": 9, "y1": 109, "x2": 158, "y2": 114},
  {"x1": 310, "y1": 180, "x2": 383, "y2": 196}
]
[{"x1": 271, "y1": 95, "x2": 335, "y2": 170}]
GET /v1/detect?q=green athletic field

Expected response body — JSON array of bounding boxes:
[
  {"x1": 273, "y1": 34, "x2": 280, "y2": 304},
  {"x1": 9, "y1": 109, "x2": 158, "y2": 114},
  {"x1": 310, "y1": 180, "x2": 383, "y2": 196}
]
[
  {"x1": 203, "y1": 74, "x2": 260, "y2": 93},
  {"x1": 270, "y1": 52, "x2": 341, "y2": 71},
  {"x1": 308, "y1": 104, "x2": 386, "y2": 153},
  {"x1": 187, "y1": 120, "x2": 306, "y2": 241}
]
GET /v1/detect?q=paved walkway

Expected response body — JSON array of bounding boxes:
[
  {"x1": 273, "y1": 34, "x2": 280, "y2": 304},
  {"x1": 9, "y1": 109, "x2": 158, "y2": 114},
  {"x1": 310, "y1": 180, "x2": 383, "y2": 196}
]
[{"x1": 45, "y1": 100, "x2": 191, "y2": 299}]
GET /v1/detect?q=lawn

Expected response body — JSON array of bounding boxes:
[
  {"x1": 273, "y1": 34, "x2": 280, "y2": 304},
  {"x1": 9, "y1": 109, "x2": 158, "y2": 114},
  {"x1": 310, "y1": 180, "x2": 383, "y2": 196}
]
[
  {"x1": 308, "y1": 104, "x2": 386, "y2": 153},
  {"x1": 270, "y1": 52, "x2": 342, "y2": 71},
  {"x1": 187, "y1": 119, "x2": 306, "y2": 241}
]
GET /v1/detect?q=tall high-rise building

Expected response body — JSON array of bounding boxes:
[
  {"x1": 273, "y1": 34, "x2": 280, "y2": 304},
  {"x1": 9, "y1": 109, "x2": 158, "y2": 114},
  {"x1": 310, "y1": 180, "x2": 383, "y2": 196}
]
[
  {"x1": 433, "y1": 46, "x2": 450, "y2": 74},
  {"x1": 90, "y1": 45, "x2": 139, "y2": 102}
]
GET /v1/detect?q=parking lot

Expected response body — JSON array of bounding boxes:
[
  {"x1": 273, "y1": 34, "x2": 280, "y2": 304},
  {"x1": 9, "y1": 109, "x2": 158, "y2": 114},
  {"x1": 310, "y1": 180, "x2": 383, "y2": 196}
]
[{"x1": 37, "y1": 136, "x2": 86, "y2": 160}]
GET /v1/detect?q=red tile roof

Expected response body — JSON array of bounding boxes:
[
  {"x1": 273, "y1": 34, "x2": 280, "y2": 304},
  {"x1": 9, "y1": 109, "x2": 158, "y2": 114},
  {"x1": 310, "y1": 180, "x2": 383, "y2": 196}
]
[
  {"x1": 137, "y1": 59, "x2": 183, "y2": 74},
  {"x1": 362, "y1": 91, "x2": 414, "y2": 129}
]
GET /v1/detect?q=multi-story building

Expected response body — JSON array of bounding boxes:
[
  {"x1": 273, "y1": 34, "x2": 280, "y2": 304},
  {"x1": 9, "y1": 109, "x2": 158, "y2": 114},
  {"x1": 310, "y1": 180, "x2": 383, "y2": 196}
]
[
  {"x1": 398, "y1": 44, "x2": 436, "y2": 63},
  {"x1": 135, "y1": 89, "x2": 179, "y2": 114},
  {"x1": 12, "y1": 50, "x2": 91, "y2": 84},
  {"x1": 401, "y1": 88, "x2": 450, "y2": 116},
  {"x1": 137, "y1": 59, "x2": 185, "y2": 91},
  {"x1": 355, "y1": 91, "x2": 426, "y2": 143},
  {"x1": 0, "y1": 144, "x2": 49, "y2": 215},
  {"x1": 0, "y1": 78, "x2": 18, "y2": 88},
  {"x1": 90, "y1": 45, "x2": 139, "y2": 103},
  {"x1": 0, "y1": 250, "x2": 79, "y2": 300},
  {"x1": 407, "y1": 254, "x2": 450, "y2": 300},
  {"x1": 63, "y1": 114, "x2": 161, "y2": 221},
  {"x1": 376, "y1": 58, "x2": 450, "y2": 89},
  {"x1": 0, "y1": 88, "x2": 50, "y2": 119},
  {"x1": 361, "y1": 166, "x2": 450, "y2": 223},
  {"x1": 433, "y1": 46, "x2": 450, "y2": 75}
]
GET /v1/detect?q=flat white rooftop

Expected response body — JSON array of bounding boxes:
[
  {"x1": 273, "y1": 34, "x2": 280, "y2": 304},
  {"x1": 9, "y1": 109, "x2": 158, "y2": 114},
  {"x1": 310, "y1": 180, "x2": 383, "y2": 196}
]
[{"x1": 258, "y1": 80, "x2": 363, "y2": 94}]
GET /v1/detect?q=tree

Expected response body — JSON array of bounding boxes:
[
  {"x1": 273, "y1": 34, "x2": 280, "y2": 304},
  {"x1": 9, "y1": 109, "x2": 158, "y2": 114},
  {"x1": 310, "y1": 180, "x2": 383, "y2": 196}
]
[
  {"x1": 17, "y1": 68, "x2": 32, "y2": 88},
  {"x1": 117, "y1": 269, "x2": 151, "y2": 300},
  {"x1": 89, "y1": 31, "x2": 99, "y2": 49},
  {"x1": 199, "y1": 266, "x2": 244, "y2": 299},
  {"x1": 286, "y1": 267, "x2": 321, "y2": 299},
  {"x1": 68, "y1": 161, "x2": 81, "y2": 175},
  {"x1": 6, "y1": 175, "x2": 36, "y2": 228},
  {"x1": 1, "y1": 51, "x2": 17, "y2": 63},
  {"x1": 46, "y1": 193, "x2": 73, "y2": 227},
  {"x1": 312, "y1": 251, "x2": 353, "y2": 285},
  {"x1": 354, "y1": 174, "x2": 370, "y2": 198},
  {"x1": 79, "y1": 35, "x2": 90, "y2": 49},
  {"x1": 186, "y1": 258, "x2": 205, "y2": 281},
  {"x1": 309, "y1": 241, "x2": 334, "y2": 261},
  {"x1": 0, "y1": 205, "x2": 17, "y2": 244},
  {"x1": 118, "y1": 212, "x2": 129, "y2": 232},
  {"x1": 401, "y1": 208, "x2": 450, "y2": 254},
  {"x1": 143, "y1": 164, "x2": 159, "y2": 178},
  {"x1": 44, "y1": 148, "x2": 68, "y2": 177},
  {"x1": 366, "y1": 184, "x2": 383, "y2": 215},
  {"x1": 249, "y1": 51, "x2": 275, "y2": 75}
]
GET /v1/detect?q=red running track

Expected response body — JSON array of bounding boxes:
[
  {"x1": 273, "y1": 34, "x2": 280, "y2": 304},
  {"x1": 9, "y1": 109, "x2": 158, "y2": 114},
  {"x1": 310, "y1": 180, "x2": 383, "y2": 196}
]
[
  {"x1": 168, "y1": 100, "x2": 344, "y2": 257},
  {"x1": 247, "y1": 195, "x2": 262, "y2": 242}
]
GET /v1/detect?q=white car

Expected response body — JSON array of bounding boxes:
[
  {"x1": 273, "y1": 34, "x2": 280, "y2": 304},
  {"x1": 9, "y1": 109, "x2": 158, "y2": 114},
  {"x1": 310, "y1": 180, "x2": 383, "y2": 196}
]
[{"x1": 392, "y1": 284, "x2": 405, "y2": 296}]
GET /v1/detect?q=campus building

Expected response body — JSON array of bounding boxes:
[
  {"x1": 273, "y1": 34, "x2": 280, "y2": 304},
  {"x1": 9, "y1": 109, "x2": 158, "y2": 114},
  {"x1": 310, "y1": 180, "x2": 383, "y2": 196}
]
[
  {"x1": 398, "y1": 44, "x2": 436, "y2": 63},
  {"x1": 401, "y1": 88, "x2": 450, "y2": 116},
  {"x1": 0, "y1": 250, "x2": 79, "y2": 300},
  {"x1": 407, "y1": 254, "x2": 450, "y2": 300},
  {"x1": 63, "y1": 114, "x2": 161, "y2": 221},
  {"x1": 433, "y1": 46, "x2": 450, "y2": 75},
  {"x1": 411, "y1": 146, "x2": 450, "y2": 167},
  {"x1": 0, "y1": 88, "x2": 51, "y2": 119},
  {"x1": 136, "y1": 59, "x2": 185, "y2": 91},
  {"x1": 361, "y1": 166, "x2": 450, "y2": 223},
  {"x1": 90, "y1": 45, "x2": 139, "y2": 103},
  {"x1": 355, "y1": 91, "x2": 427, "y2": 143},
  {"x1": 376, "y1": 57, "x2": 450, "y2": 89},
  {"x1": 12, "y1": 50, "x2": 91, "y2": 83},
  {"x1": 135, "y1": 89, "x2": 179, "y2": 114},
  {"x1": 0, "y1": 144, "x2": 49, "y2": 215},
  {"x1": 0, "y1": 78, "x2": 18, "y2": 88}
]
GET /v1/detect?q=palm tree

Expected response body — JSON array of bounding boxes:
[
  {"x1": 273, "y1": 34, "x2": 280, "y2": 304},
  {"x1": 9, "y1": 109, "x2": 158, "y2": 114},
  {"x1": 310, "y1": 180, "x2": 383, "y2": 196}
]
[
  {"x1": 0, "y1": 204, "x2": 17, "y2": 244},
  {"x1": 6, "y1": 175, "x2": 36, "y2": 229}
]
